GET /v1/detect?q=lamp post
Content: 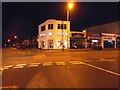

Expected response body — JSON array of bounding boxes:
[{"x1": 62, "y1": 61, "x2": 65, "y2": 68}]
[{"x1": 67, "y1": 2, "x2": 73, "y2": 49}]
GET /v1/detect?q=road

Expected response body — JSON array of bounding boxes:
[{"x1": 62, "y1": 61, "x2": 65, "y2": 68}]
[{"x1": 1, "y1": 48, "x2": 120, "y2": 89}]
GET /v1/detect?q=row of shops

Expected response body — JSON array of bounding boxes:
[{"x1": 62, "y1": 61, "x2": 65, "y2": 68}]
[
  {"x1": 69, "y1": 32, "x2": 120, "y2": 49},
  {"x1": 87, "y1": 32, "x2": 120, "y2": 49}
]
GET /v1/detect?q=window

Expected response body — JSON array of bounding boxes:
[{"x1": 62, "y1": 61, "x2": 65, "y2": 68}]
[
  {"x1": 63, "y1": 24, "x2": 66, "y2": 29},
  {"x1": 58, "y1": 24, "x2": 61, "y2": 29},
  {"x1": 48, "y1": 32, "x2": 52, "y2": 36},
  {"x1": 48, "y1": 24, "x2": 53, "y2": 29},
  {"x1": 41, "y1": 25, "x2": 45, "y2": 31},
  {"x1": 58, "y1": 24, "x2": 67, "y2": 29}
]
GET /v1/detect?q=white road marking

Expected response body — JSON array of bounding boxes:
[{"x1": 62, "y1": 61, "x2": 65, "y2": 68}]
[
  {"x1": 16, "y1": 64, "x2": 27, "y2": 66},
  {"x1": 70, "y1": 61, "x2": 84, "y2": 65},
  {"x1": 28, "y1": 63, "x2": 41, "y2": 67},
  {"x1": 56, "y1": 62, "x2": 66, "y2": 65},
  {"x1": 13, "y1": 66, "x2": 24, "y2": 69},
  {"x1": 28, "y1": 64, "x2": 39, "y2": 67},
  {"x1": 0, "y1": 68, "x2": 3, "y2": 74},
  {"x1": 96, "y1": 59, "x2": 116, "y2": 62},
  {"x1": 105, "y1": 59, "x2": 116, "y2": 62},
  {"x1": 3, "y1": 65, "x2": 13, "y2": 70},
  {"x1": 3, "y1": 65, "x2": 13, "y2": 68},
  {"x1": 99, "y1": 58, "x2": 105, "y2": 61},
  {"x1": 43, "y1": 62, "x2": 53, "y2": 66},
  {"x1": 83, "y1": 62, "x2": 120, "y2": 77}
]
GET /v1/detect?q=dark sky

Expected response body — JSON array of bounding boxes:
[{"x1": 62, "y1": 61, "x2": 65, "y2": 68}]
[{"x1": 2, "y1": 2, "x2": 119, "y2": 43}]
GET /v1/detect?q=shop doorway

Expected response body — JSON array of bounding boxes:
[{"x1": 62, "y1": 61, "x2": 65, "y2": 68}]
[
  {"x1": 104, "y1": 40, "x2": 115, "y2": 48},
  {"x1": 48, "y1": 40, "x2": 54, "y2": 49}
]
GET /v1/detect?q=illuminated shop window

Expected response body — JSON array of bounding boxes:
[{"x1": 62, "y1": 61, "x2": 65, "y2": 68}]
[{"x1": 49, "y1": 32, "x2": 52, "y2": 36}]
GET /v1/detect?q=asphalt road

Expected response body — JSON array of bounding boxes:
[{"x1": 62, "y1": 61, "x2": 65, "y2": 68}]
[{"x1": 1, "y1": 48, "x2": 120, "y2": 89}]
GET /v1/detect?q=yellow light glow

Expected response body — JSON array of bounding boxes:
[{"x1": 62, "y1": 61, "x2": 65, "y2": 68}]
[
  {"x1": 7, "y1": 39, "x2": 10, "y2": 42},
  {"x1": 68, "y1": 3, "x2": 73, "y2": 9},
  {"x1": 37, "y1": 39, "x2": 39, "y2": 42}
]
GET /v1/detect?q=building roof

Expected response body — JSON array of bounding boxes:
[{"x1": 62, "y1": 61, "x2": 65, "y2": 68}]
[{"x1": 86, "y1": 21, "x2": 120, "y2": 34}]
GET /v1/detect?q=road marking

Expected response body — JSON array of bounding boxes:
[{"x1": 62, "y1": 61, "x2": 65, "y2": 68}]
[
  {"x1": 96, "y1": 59, "x2": 116, "y2": 62},
  {"x1": 0, "y1": 68, "x2": 3, "y2": 74},
  {"x1": 99, "y1": 58, "x2": 105, "y2": 61},
  {"x1": 28, "y1": 63, "x2": 41, "y2": 67},
  {"x1": 16, "y1": 64, "x2": 27, "y2": 66},
  {"x1": 104, "y1": 59, "x2": 116, "y2": 62},
  {"x1": 83, "y1": 62, "x2": 120, "y2": 77},
  {"x1": 13, "y1": 66, "x2": 24, "y2": 69},
  {"x1": 70, "y1": 61, "x2": 84, "y2": 65},
  {"x1": 3, "y1": 65, "x2": 13, "y2": 70},
  {"x1": 43, "y1": 62, "x2": 53, "y2": 66},
  {"x1": 3, "y1": 65, "x2": 13, "y2": 68},
  {"x1": 28, "y1": 65, "x2": 39, "y2": 67},
  {"x1": 56, "y1": 62, "x2": 66, "y2": 65}
]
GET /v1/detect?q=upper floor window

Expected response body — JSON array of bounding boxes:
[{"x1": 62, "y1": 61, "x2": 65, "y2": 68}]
[
  {"x1": 58, "y1": 24, "x2": 61, "y2": 29},
  {"x1": 57, "y1": 24, "x2": 67, "y2": 29},
  {"x1": 48, "y1": 24, "x2": 53, "y2": 29},
  {"x1": 63, "y1": 24, "x2": 67, "y2": 29},
  {"x1": 41, "y1": 25, "x2": 45, "y2": 31}
]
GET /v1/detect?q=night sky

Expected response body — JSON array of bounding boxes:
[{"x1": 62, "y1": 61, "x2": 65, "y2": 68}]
[{"x1": 2, "y1": 2, "x2": 119, "y2": 44}]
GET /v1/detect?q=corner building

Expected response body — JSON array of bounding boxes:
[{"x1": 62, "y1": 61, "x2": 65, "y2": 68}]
[{"x1": 38, "y1": 19, "x2": 70, "y2": 49}]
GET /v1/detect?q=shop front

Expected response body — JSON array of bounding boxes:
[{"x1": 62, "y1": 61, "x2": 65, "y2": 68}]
[
  {"x1": 101, "y1": 33, "x2": 116, "y2": 48},
  {"x1": 70, "y1": 32, "x2": 86, "y2": 49},
  {"x1": 116, "y1": 35, "x2": 120, "y2": 48},
  {"x1": 87, "y1": 31, "x2": 101, "y2": 48}
]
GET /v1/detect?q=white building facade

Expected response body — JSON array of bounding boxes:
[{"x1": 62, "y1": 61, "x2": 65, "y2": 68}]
[{"x1": 38, "y1": 19, "x2": 70, "y2": 49}]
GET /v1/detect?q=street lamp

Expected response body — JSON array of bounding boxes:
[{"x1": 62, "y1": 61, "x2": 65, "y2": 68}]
[
  {"x1": 67, "y1": 2, "x2": 74, "y2": 49},
  {"x1": 14, "y1": 35, "x2": 17, "y2": 39},
  {"x1": 7, "y1": 39, "x2": 11, "y2": 42},
  {"x1": 7, "y1": 39, "x2": 11, "y2": 47}
]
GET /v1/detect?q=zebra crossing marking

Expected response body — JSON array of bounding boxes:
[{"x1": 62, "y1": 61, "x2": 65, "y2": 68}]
[
  {"x1": 56, "y1": 62, "x2": 66, "y2": 65},
  {"x1": 70, "y1": 61, "x2": 84, "y2": 65},
  {"x1": 43, "y1": 62, "x2": 53, "y2": 66}
]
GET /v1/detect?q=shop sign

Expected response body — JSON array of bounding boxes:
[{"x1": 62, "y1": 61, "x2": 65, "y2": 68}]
[{"x1": 103, "y1": 36, "x2": 115, "y2": 40}]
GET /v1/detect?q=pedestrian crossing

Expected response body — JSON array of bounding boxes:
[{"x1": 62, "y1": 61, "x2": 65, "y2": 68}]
[
  {"x1": 1, "y1": 58, "x2": 117, "y2": 74},
  {"x1": 28, "y1": 63, "x2": 41, "y2": 67},
  {"x1": 56, "y1": 62, "x2": 66, "y2": 65},
  {"x1": 43, "y1": 62, "x2": 53, "y2": 66}
]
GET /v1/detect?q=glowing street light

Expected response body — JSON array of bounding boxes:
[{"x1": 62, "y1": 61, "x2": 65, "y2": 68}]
[
  {"x1": 67, "y1": 3, "x2": 74, "y2": 21},
  {"x1": 67, "y1": 2, "x2": 74, "y2": 49},
  {"x1": 14, "y1": 35, "x2": 17, "y2": 39},
  {"x1": 7, "y1": 39, "x2": 11, "y2": 42},
  {"x1": 68, "y1": 3, "x2": 74, "y2": 10}
]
